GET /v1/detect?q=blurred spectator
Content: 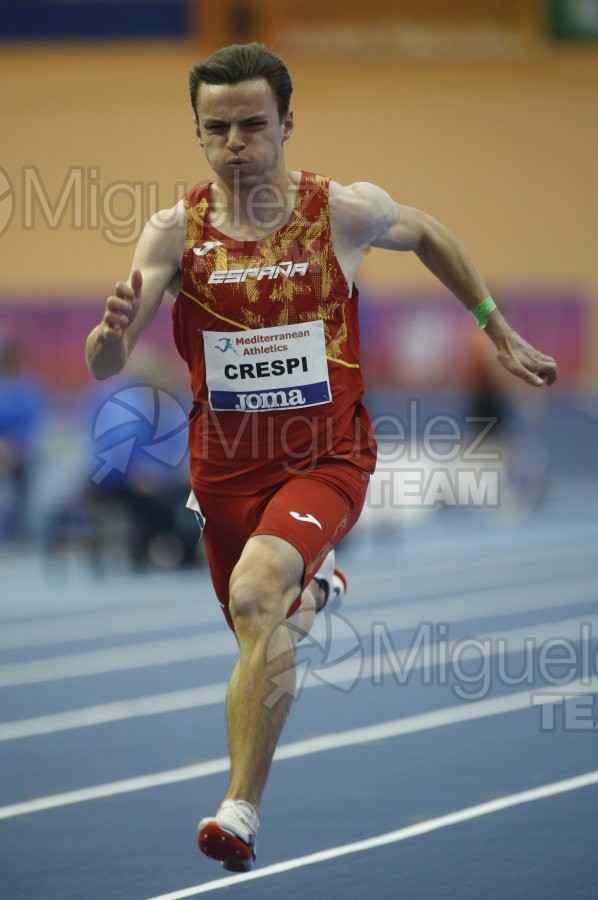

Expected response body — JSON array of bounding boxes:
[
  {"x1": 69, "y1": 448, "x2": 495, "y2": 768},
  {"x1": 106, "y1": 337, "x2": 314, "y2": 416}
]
[
  {"x1": 463, "y1": 322, "x2": 549, "y2": 515},
  {"x1": 464, "y1": 321, "x2": 512, "y2": 446},
  {"x1": 0, "y1": 338, "x2": 45, "y2": 543},
  {"x1": 45, "y1": 349, "x2": 201, "y2": 572}
]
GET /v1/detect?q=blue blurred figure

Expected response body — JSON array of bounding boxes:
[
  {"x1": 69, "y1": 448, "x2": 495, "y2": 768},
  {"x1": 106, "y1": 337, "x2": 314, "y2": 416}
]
[
  {"x1": 0, "y1": 339, "x2": 45, "y2": 543},
  {"x1": 78, "y1": 373, "x2": 198, "y2": 570}
]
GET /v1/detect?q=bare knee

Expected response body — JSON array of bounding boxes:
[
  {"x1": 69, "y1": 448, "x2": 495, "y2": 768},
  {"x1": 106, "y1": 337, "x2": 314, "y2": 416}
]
[
  {"x1": 229, "y1": 564, "x2": 295, "y2": 636},
  {"x1": 228, "y1": 535, "x2": 304, "y2": 635}
]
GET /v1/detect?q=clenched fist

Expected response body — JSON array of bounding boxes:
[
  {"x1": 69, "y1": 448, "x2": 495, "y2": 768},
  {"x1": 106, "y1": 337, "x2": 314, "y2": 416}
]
[
  {"x1": 493, "y1": 328, "x2": 558, "y2": 388},
  {"x1": 101, "y1": 269, "x2": 143, "y2": 343}
]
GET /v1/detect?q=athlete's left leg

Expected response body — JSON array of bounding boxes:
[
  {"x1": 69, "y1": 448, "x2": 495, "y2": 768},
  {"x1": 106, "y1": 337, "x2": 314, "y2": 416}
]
[
  {"x1": 224, "y1": 534, "x2": 309, "y2": 807},
  {"x1": 197, "y1": 463, "x2": 369, "y2": 870},
  {"x1": 197, "y1": 533, "x2": 309, "y2": 871}
]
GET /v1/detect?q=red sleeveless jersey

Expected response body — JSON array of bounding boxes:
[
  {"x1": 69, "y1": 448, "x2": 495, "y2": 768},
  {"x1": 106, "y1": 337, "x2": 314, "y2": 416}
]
[{"x1": 172, "y1": 171, "x2": 377, "y2": 494}]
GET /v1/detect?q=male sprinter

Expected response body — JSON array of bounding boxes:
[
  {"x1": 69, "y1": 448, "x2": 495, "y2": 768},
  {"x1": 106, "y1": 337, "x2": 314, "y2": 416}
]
[{"x1": 86, "y1": 43, "x2": 557, "y2": 872}]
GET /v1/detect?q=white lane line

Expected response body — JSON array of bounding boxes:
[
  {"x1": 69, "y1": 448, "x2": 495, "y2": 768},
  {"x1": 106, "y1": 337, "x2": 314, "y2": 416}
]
[
  {"x1": 3, "y1": 539, "x2": 595, "y2": 624},
  {"x1": 342, "y1": 578, "x2": 598, "y2": 640},
  {"x1": 0, "y1": 571, "x2": 208, "y2": 621},
  {"x1": 0, "y1": 678, "x2": 595, "y2": 821},
  {"x1": 358, "y1": 543, "x2": 597, "y2": 603},
  {"x1": 0, "y1": 633, "x2": 236, "y2": 688},
  {"x1": 0, "y1": 684, "x2": 228, "y2": 741},
  {"x1": 145, "y1": 769, "x2": 598, "y2": 899},
  {"x1": 2, "y1": 545, "x2": 595, "y2": 650},
  {"x1": 0, "y1": 571, "x2": 595, "y2": 688},
  {"x1": 1, "y1": 614, "x2": 596, "y2": 741},
  {"x1": 0, "y1": 604, "x2": 214, "y2": 651}
]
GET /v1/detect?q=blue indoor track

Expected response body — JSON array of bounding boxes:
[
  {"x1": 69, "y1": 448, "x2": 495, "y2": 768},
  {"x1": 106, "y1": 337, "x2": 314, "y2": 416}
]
[{"x1": 1, "y1": 478, "x2": 597, "y2": 899}]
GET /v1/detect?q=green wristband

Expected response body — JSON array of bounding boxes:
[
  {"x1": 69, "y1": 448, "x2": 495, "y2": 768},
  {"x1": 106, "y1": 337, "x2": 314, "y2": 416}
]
[{"x1": 470, "y1": 296, "x2": 497, "y2": 329}]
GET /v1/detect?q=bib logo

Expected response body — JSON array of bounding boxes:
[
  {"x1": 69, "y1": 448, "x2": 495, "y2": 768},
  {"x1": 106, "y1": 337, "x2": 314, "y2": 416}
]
[{"x1": 235, "y1": 389, "x2": 307, "y2": 410}]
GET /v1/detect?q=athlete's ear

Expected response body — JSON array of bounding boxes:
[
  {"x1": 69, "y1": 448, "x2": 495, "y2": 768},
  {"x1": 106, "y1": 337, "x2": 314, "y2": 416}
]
[
  {"x1": 193, "y1": 112, "x2": 205, "y2": 147},
  {"x1": 282, "y1": 110, "x2": 294, "y2": 143}
]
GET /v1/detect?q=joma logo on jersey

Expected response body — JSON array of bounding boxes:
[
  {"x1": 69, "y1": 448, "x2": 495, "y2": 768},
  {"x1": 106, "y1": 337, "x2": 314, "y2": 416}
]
[
  {"x1": 235, "y1": 388, "x2": 307, "y2": 411},
  {"x1": 193, "y1": 240, "x2": 224, "y2": 256},
  {"x1": 209, "y1": 261, "x2": 309, "y2": 284}
]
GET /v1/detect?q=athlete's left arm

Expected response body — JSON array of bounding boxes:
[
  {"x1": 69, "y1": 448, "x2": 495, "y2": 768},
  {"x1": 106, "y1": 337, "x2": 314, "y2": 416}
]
[{"x1": 344, "y1": 182, "x2": 558, "y2": 387}]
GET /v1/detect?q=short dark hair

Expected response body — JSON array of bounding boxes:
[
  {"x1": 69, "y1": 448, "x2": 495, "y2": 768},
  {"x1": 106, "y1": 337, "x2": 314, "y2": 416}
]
[{"x1": 189, "y1": 43, "x2": 293, "y2": 122}]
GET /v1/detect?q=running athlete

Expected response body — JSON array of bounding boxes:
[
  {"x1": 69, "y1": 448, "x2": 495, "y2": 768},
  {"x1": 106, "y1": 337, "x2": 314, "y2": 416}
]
[{"x1": 85, "y1": 43, "x2": 558, "y2": 872}]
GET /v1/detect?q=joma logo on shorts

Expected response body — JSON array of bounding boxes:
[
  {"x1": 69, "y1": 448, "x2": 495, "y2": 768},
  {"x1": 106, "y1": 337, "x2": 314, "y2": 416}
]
[
  {"x1": 209, "y1": 262, "x2": 309, "y2": 284},
  {"x1": 235, "y1": 389, "x2": 307, "y2": 410}
]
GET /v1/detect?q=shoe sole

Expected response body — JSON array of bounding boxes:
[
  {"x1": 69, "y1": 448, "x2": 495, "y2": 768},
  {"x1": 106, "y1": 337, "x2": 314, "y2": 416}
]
[{"x1": 198, "y1": 820, "x2": 254, "y2": 872}]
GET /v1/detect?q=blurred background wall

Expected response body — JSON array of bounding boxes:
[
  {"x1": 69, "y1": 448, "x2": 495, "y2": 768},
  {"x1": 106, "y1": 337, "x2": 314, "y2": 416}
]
[{"x1": 0, "y1": 0, "x2": 597, "y2": 558}]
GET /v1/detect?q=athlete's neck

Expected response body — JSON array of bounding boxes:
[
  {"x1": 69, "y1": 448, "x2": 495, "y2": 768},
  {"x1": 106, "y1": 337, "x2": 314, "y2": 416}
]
[{"x1": 208, "y1": 169, "x2": 301, "y2": 239}]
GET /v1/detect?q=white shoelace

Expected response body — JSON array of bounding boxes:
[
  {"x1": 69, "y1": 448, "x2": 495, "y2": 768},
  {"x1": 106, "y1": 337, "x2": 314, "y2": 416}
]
[{"x1": 217, "y1": 799, "x2": 260, "y2": 843}]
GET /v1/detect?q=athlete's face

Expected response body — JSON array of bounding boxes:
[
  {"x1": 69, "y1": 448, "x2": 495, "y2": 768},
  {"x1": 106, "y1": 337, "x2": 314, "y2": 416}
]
[{"x1": 195, "y1": 78, "x2": 293, "y2": 185}]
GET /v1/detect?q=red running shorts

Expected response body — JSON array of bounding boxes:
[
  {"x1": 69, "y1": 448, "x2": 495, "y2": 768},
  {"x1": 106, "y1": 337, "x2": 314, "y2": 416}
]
[{"x1": 192, "y1": 460, "x2": 370, "y2": 630}]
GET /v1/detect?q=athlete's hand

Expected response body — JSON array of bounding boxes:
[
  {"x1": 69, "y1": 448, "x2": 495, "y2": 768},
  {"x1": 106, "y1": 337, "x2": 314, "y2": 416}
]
[
  {"x1": 100, "y1": 269, "x2": 143, "y2": 343},
  {"x1": 491, "y1": 327, "x2": 558, "y2": 387}
]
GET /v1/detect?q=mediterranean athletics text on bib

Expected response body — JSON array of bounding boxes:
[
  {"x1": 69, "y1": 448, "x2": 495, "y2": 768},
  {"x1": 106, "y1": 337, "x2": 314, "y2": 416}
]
[{"x1": 203, "y1": 321, "x2": 332, "y2": 412}]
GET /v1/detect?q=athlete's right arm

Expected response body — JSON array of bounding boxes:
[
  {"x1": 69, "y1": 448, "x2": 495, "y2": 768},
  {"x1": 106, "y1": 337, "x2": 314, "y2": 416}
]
[{"x1": 86, "y1": 203, "x2": 186, "y2": 380}]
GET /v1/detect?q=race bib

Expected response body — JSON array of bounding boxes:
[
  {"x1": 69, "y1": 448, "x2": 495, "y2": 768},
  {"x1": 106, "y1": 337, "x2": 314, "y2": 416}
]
[{"x1": 203, "y1": 321, "x2": 332, "y2": 412}]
